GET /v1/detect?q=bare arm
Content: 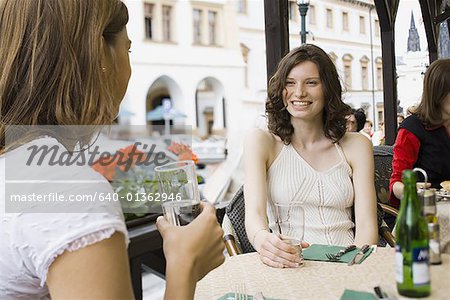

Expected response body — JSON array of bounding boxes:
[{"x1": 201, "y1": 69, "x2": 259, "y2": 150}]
[
  {"x1": 244, "y1": 129, "x2": 271, "y2": 249},
  {"x1": 393, "y1": 181, "x2": 430, "y2": 200},
  {"x1": 47, "y1": 232, "x2": 134, "y2": 300},
  {"x1": 342, "y1": 134, "x2": 378, "y2": 246},
  {"x1": 244, "y1": 129, "x2": 303, "y2": 268},
  {"x1": 393, "y1": 181, "x2": 404, "y2": 199}
]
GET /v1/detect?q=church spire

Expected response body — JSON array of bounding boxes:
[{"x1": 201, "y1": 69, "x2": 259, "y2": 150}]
[
  {"x1": 410, "y1": 11, "x2": 416, "y2": 29},
  {"x1": 407, "y1": 11, "x2": 421, "y2": 52}
]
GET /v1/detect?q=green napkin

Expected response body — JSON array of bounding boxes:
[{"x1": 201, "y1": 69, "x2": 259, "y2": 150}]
[
  {"x1": 217, "y1": 292, "x2": 280, "y2": 300},
  {"x1": 303, "y1": 244, "x2": 373, "y2": 264},
  {"x1": 340, "y1": 289, "x2": 378, "y2": 300}
]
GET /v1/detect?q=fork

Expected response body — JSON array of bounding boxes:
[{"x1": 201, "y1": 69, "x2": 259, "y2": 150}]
[
  {"x1": 326, "y1": 244, "x2": 356, "y2": 261},
  {"x1": 234, "y1": 283, "x2": 248, "y2": 300}
]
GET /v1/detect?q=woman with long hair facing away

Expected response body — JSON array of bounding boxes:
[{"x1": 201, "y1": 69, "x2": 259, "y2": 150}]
[
  {"x1": 0, "y1": 1, "x2": 224, "y2": 299},
  {"x1": 244, "y1": 44, "x2": 378, "y2": 268},
  {"x1": 390, "y1": 59, "x2": 450, "y2": 209}
]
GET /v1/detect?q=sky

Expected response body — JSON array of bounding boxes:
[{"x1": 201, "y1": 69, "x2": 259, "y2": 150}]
[{"x1": 394, "y1": 0, "x2": 428, "y2": 55}]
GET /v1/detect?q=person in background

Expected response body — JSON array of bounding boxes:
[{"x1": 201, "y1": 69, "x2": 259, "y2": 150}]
[
  {"x1": 346, "y1": 108, "x2": 366, "y2": 133},
  {"x1": 244, "y1": 44, "x2": 378, "y2": 268},
  {"x1": 405, "y1": 105, "x2": 417, "y2": 117},
  {"x1": 0, "y1": 1, "x2": 224, "y2": 299},
  {"x1": 372, "y1": 122, "x2": 385, "y2": 146},
  {"x1": 390, "y1": 59, "x2": 450, "y2": 209},
  {"x1": 397, "y1": 114, "x2": 405, "y2": 127},
  {"x1": 361, "y1": 119, "x2": 374, "y2": 140}
]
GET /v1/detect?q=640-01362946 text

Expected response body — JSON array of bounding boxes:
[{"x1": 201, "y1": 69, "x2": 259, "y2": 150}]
[{"x1": 8, "y1": 192, "x2": 183, "y2": 203}]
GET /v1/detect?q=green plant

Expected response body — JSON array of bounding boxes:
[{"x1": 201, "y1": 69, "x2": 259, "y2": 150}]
[{"x1": 111, "y1": 165, "x2": 161, "y2": 221}]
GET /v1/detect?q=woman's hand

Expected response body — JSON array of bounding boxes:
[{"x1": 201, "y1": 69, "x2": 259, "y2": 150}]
[
  {"x1": 254, "y1": 230, "x2": 309, "y2": 268},
  {"x1": 157, "y1": 202, "x2": 225, "y2": 281},
  {"x1": 157, "y1": 202, "x2": 225, "y2": 299}
]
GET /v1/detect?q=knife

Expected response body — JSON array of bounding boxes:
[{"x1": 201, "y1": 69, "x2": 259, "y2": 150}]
[{"x1": 347, "y1": 244, "x2": 371, "y2": 266}]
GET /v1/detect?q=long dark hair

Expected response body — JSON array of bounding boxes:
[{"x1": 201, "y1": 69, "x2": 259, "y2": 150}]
[{"x1": 266, "y1": 44, "x2": 351, "y2": 144}]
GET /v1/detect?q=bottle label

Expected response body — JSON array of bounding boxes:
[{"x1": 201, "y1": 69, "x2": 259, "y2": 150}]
[
  {"x1": 429, "y1": 239, "x2": 441, "y2": 264},
  {"x1": 412, "y1": 247, "x2": 430, "y2": 285},
  {"x1": 395, "y1": 245, "x2": 403, "y2": 283}
]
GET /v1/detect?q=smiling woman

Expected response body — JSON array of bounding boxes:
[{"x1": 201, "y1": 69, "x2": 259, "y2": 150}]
[
  {"x1": 244, "y1": 44, "x2": 378, "y2": 269},
  {"x1": 266, "y1": 44, "x2": 350, "y2": 144}
]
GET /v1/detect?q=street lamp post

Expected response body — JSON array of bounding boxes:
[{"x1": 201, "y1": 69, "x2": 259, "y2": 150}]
[{"x1": 297, "y1": 0, "x2": 310, "y2": 44}]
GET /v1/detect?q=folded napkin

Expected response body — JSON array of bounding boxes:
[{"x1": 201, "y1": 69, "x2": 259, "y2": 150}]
[
  {"x1": 303, "y1": 244, "x2": 373, "y2": 264},
  {"x1": 339, "y1": 289, "x2": 378, "y2": 300}
]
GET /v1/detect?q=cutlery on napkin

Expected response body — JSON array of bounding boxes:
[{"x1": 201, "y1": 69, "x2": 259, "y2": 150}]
[{"x1": 348, "y1": 244, "x2": 371, "y2": 266}]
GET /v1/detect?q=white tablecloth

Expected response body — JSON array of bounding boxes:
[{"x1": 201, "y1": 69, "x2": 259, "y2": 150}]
[{"x1": 195, "y1": 248, "x2": 450, "y2": 300}]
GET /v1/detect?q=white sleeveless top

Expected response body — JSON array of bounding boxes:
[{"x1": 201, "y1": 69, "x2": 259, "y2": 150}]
[{"x1": 266, "y1": 143, "x2": 355, "y2": 246}]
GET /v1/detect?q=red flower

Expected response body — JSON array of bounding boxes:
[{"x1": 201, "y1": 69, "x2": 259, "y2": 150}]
[
  {"x1": 168, "y1": 142, "x2": 198, "y2": 164},
  {"x1": 91, "y1": 144, "x2": 145, "y2": 181}
]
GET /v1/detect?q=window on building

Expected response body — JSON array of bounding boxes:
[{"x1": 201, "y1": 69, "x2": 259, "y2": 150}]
[
  {"x1": 378, "y1": 110, "x2": 383, "y2": 123},
  {"x1": 241, "y1": 43, "x2": 250, "y2": 87},
  {"x1": 309, "y1": 5, "x2": 316, "y2": 24},
  {"x1": 289, "y1": 0, "x2": 298, "y2": 21},
  {"x1": 360, "y1": 56, "x2": 369, "y2": 90},
  {"x1": 361, "y1": 66, "x2": 368, "y2": 90},
  {"x1": 208, "y1": 11, "x2": 217, "y2": 45},
  {"x1": 343, "y1": 54, "x2": 353, "y2": 90},
  {"x1": 377, "y1": 66, "x2": 383, "y2": 90},
  {"x1": 193, "y1": 9, "x2": 202, "y2": 44},
  {"x1": 342, "y1": 12, "x2": 349, "y2": 31},
  {"x1": 237, "y1": 0, "x2": 247, "y2": 14},
  {"x1": 162, "y1": 5, "x2": 172, "y2": 42},
  {"x1": 144, "y1": 3, "x2": 154, "y2": 40},
  {"x1": 360, "y1": 16, "x2": 366, "y2": 34},
  {"x1": 326, "y1": 9, "x2": 333, "y2": 28},
  {"x1": 344, "y1": 65, "x2": 352, "y2": 89},
  {"x1": 374, "y1": 19, "x2": 380, "y2": 37},
  {"x1": 329, "y1": 52, "x2": 337, "y2": 65}
]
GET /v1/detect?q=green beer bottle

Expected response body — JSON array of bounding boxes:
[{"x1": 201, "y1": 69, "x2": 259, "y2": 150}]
[{"x1": 395, "y1": 170, "x2": 431, "y2": 297}]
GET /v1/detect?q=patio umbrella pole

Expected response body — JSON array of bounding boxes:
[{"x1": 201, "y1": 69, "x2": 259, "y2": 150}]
[{"x1": 164, "y1": 116, "x2": 170, "y2": 136}]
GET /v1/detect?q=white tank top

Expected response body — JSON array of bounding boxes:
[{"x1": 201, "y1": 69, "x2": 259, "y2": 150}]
[{"x1": 266, "y1": 143, "x2": 355, "y2": 246}]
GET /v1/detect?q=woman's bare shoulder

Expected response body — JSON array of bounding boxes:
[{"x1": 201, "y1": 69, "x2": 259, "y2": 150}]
[
  {"x1": 339, "y1": 132, "x2": 373, "y2": 160},
  {"x1": 340, "y1": 132, "x2": 372, "y2": 149},
  {"x1": 245, "y1": 128, "x2": 280, "y2": 146},
  {"x1": 244, "y1": 129, "x2": 284, "y2": 161}
]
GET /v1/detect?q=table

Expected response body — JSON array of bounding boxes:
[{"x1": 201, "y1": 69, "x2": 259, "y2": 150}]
[{"x1": 195, "y1": 248, "x2": 450, "y2": 300}]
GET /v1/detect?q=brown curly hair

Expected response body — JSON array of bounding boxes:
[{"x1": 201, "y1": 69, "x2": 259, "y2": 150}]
[{"x1": 266, "y1": 44, "x2": 351, "y2": 144}]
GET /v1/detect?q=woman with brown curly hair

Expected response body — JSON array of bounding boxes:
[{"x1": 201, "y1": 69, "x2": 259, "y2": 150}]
[{"x1": 244, "y1": 44, "x2": 378, "y2": 268}]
